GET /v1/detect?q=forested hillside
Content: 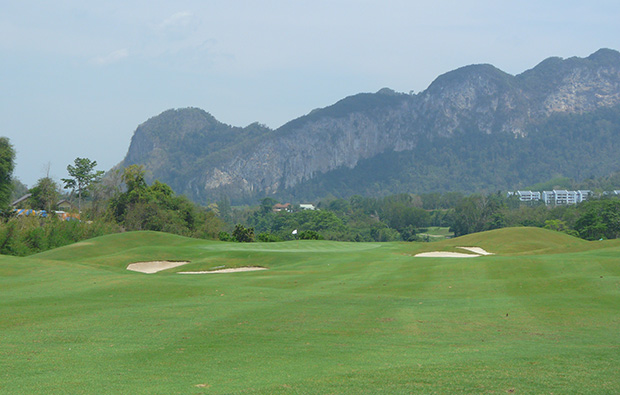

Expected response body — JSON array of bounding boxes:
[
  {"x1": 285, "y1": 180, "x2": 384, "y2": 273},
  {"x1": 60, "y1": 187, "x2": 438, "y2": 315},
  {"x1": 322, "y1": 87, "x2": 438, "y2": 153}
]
[
  {"x1": 120, "y1": 49, "x2": 620, "y2": 204},
  {"x1": 281, "y1": 104, "x2": 620, "y2": 200}
]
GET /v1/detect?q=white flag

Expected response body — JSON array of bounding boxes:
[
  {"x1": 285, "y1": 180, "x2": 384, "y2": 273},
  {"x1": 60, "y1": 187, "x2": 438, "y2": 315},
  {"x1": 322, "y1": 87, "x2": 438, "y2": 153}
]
[{"x1": 292, "y1": 229, "x2": 298, "y2": 235}]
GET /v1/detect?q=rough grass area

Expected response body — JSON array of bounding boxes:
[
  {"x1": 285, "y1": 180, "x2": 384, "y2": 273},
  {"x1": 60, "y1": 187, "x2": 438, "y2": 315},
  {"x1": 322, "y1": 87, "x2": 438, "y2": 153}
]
[{"x1": 1, "y1": 228, "x2": 619, "y2": 394}]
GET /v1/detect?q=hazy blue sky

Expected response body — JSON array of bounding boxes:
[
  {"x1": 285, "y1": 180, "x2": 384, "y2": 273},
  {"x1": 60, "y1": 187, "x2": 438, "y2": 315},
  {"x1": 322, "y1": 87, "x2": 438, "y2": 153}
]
[{"x1": 2, "y1": 1, "x2": 620, "y2": 187}]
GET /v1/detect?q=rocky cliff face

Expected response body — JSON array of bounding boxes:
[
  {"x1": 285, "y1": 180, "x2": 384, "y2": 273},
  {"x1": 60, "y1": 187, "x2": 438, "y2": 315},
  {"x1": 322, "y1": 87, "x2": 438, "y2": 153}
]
[
  {"x1": 121, "y1": 49, "x2": 620, "y2": 203},
  {"x1": 419, "y1": 64, "x2": 529, "y2": 136},
  {"x1": 214, "y1": 95, "x2": 418, "y2": 193}
]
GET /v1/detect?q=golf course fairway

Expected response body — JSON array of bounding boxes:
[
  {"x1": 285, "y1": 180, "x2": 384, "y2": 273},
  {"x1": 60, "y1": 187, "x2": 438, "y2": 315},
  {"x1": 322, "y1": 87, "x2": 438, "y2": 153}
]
[{"x1": 1, "y1": 227, "x2": 619, "y2": 393}]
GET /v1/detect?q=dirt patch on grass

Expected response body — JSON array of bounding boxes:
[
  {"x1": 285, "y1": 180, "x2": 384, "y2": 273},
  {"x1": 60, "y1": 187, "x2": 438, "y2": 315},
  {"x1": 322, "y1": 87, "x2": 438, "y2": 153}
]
[
  {"x1": 178, "y1": 267, "x2": 267, "y2": 274},
  {"x1": 127, "y1": 261, "x2": 190, "y2": 274}
]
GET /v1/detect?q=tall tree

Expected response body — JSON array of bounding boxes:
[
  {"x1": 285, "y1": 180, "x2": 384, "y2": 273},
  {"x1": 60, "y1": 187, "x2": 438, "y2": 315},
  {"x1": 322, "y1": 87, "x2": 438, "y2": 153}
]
[
  {"x1": 260, "y1": 197, "x2": 279, "y2": 214},
  {"x1": 0, "y1": 137, "x2": 15, "y2": 211},
  {"x1": 108, "y1": 165, "x2": 147, "y2": 223},
  {"x1": 29, "y1": 177, "x2": 60, "y2": 211},
  {"x1": 61, "y1": 157, "x2": 104, "y2": 213}
]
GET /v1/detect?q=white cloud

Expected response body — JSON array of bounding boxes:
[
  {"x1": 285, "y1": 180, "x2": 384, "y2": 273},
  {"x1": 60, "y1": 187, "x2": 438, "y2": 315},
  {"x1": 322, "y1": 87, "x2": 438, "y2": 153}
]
[
  {"x1": 160, "y1": 11, "x2": 193, "y2": 29},
  {"x1": 92, "y1": 48, "x2": 129, "y2": 65}
]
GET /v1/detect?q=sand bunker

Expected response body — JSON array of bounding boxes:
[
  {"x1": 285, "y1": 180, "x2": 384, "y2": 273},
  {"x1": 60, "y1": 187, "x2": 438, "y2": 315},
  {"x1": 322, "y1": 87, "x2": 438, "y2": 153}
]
[
  {"x1": 414, "y1": 246, "x2": 493, "y2": 258},
  {"x1": 127, "y1": 261, "x2": 190, "y2": 274},
  {"x1": 457, "y1": 246, "x2": 494, "y2": 256},
  {"x1": 414, "y1": 251, "x2": 480, "y2": 258},
  {"x1": 178, "y1": 267, "x2": 267, "y2": 274},
  {"x1": 127, "y1": 261, "x2": 267, "y2": 274}
]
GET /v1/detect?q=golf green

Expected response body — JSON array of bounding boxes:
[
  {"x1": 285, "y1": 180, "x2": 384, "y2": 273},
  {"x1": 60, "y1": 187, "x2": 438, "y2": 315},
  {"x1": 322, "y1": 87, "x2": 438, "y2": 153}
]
[{"x1": 1, "y1": 228, "x2": 619, "y2": 393}]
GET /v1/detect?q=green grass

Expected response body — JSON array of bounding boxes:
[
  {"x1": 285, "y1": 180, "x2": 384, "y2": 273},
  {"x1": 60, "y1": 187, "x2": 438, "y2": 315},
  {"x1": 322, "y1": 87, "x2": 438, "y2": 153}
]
[{"x1": 1, "y1": 228, "x2": 619, "y2": 394}]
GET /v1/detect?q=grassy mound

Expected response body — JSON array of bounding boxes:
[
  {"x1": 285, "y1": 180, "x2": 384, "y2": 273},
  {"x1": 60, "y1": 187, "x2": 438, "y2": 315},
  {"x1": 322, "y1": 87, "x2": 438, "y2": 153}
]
[
  {"x1": 411, "y1": 226, "x2": 599, "y2": 256},
  {"x1": 1, "y1": 230, "x2": 619, "y2": 393},
  {"x1": 32, "y1": 231, "x2": 385, "y2": 273},
  {"x1": 32, "y1": 231, "x2": 213, "y2": 271},
  {"x1": 33, "y1": 231, "x2": 202, "y2": 261}
]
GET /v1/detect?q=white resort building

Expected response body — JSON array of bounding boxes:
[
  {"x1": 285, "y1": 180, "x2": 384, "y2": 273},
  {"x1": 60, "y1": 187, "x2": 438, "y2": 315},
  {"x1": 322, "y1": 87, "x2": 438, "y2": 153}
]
[
  {"x1": 508, "y1": 190, "x2": 591, "y2": 205},
  {"x1": 512, "y1": 191, "x2": 541, "y2": 202}
]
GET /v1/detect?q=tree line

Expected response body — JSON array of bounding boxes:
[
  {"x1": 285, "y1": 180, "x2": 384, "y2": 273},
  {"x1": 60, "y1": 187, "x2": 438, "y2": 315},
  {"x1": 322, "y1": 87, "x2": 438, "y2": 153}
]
[
  {"x1": 0, "y1": 138, "x2": 223, "y2": 255},
  {"x1": 1, "y1": 135, "x2": 619, "y2": 255},
  {"x1": 220, "y1": 191, "x2": 619, "y2": 243}
]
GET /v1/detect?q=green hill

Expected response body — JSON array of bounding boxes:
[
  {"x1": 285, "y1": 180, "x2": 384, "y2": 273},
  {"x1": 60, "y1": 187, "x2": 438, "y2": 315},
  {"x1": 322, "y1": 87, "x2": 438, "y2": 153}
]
[
  {"x1": 33, "y1": 231, "x2": 204, "y2": 265},
  {"x1": 411, "y1": 227, "x2": 592, "y2": 255},
  {"x1": 1, "y1": 229, "x2": 619, "y2": 393}
]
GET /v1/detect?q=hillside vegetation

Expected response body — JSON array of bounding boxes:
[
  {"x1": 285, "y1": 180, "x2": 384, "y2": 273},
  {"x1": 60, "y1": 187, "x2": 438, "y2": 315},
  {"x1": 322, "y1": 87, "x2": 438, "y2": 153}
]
[
  {"x1": 2, "y1": 228, "x2": 619, "y2": 393},
  {"x1": 120, "y1": 49, "x2": 620, "y2": 203}
]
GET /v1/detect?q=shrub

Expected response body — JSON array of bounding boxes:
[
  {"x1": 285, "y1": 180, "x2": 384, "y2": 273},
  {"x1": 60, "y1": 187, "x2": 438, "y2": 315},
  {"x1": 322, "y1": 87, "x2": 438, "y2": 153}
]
[
  {"x1": 0, "y1": 216, "x2": 121, "y2": 256},
  {"x1": 232, "y1": 224, "x2": 254, "y2": 242},
  {"x1": 298, "y1": 230, "x2": 323, "y2": 240},
  {"x1": 218, "y1": 231, "x2": 232, "y2": 241},
  {"x1": 257, "y1": 232, "x2": 281, "y2": 242}
]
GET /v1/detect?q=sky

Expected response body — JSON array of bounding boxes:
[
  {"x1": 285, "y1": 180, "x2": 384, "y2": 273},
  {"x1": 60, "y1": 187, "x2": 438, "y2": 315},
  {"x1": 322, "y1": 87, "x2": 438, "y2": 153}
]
[{"x1": 2, "y1": 1, "x2": 620, "y2": 188}]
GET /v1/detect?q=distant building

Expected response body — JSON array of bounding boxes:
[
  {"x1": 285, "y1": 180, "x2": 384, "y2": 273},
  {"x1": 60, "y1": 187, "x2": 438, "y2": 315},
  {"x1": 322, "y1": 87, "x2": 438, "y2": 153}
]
[
  {"x1": 56, "y1": 199, "x2": 74, "y2": 212},
  {"x1": 576, "y1": 190, "x2": 591, "y2": 203},
  {"x1": 542, "y1": 190, "x2": 591, "y2": 205},
  {"x1": 508, "y1": 191, "x2": 541, "y2": 202},
  {"x1": 272, "y1": 203, "x2": 292, "y2": 213},
  {"x1": 543, "y1": 190, "x2": 567, "y2": 205},
  {"x1": 11, "y1": 193, "x2": 32, "y2": 208},
  {"x1": 510, "y1": 189, "x2": 593, "y2": 205},
  {"x1": 299, "y1": 203, "x2": 316, "y2": 210},
  {"x1": 10, "y1": 195, "x2": 80, "y2": 217}
]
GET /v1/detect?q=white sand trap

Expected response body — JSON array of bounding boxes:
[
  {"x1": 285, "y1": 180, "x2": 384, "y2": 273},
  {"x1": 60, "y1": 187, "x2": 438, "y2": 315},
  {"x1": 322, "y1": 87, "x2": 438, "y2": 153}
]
[
  {"x1": 457, "y1": 246, "x2": 494, "y2": 255},
  {"x1": 414, "y1": 251, "x2": 481, "y2": 258},
  {"x1": 127, "y1": 261, "x2": 190, "y2": 274},
  {"x1": 414, "y1": 246, "x2": 493, "y2": 258},
  {"x1": 178, "y1": 267, "x2": 267, "y2": 274}
]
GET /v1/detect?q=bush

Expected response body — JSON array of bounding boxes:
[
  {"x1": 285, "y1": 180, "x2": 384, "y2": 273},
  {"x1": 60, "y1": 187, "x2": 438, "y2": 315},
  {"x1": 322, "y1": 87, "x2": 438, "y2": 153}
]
[
  {"x1": 218, "y1": 231, "x2": 232, "y2": 241},
  {"x1": 257, "y1": 232, "x2": 282, "y2": 242},
  {"x1": 298, "y1": 230, "x2": 323, "y2": 240},
  {"x1": 232, "y1": 224, "x2": 254, "y2": 242},
  {"x1": 24, "y1": 226, "x2": 47, "y2": 251},
  {"x1": 0, "y1": 216, "x2": 121, "y2": 256}
]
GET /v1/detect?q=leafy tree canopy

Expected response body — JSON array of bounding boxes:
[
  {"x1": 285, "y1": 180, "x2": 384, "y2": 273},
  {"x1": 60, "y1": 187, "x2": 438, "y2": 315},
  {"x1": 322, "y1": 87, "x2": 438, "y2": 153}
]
[
  {"x1": 0, "y1": 137, "x2": 15, "y2": 210},
  {"x1": 232, "y1": 224, "x2": 255, "y2": 242},
  {"x1": 28, "y1": 177, "x2": 60, "y2": 211},
  {"x1": 108, "y1": 165, "x2": 222, "y2": 238},
  {"x1": 62, "y1": 157, "x2": 104, "y2": 212}
]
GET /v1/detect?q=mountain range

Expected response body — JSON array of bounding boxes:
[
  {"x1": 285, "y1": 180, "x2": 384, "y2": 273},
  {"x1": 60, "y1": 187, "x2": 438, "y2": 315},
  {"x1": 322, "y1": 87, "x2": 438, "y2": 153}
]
[{"x1": 120, "y1": 48, "x2": 620, "y2": 204}]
